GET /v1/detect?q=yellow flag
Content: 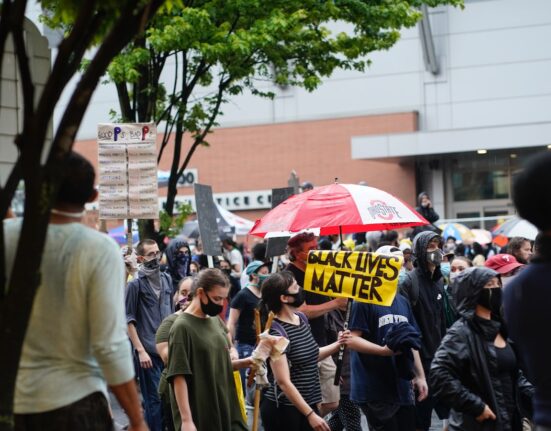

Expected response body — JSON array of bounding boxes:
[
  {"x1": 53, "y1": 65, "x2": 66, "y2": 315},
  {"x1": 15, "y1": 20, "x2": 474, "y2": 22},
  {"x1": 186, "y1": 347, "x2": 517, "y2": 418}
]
[{"x1": 303, "y1": 251, "x2": 402, "y2": 306}]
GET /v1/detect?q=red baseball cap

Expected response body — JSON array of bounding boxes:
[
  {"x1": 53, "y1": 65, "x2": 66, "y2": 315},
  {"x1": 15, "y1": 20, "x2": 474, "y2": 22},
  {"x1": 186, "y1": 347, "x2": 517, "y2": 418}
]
[{"x1": 484, "y1": 254, "x2": 524, "y2": 275}]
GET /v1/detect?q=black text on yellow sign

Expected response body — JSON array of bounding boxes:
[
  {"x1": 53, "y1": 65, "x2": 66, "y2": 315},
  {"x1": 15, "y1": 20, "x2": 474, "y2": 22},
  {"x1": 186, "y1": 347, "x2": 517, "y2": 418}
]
[{"x1": 303, "y1": 251, "x2": 403, "y2": 306}]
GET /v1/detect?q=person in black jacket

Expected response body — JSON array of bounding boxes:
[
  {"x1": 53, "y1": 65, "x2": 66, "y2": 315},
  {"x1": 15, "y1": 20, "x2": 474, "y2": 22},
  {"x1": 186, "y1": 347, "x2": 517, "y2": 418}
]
[
  {"x1": 399, "y1": 231, "x2": 447, "y2": 430},
  {"x1": 415, "y1": 192, "x2": 440, "y2": 224},
  {"x1": 505, "y1": 151, "x2": 551, "y2": 431},
  {"x1": 430, "y1": 267, "x2": 533, "y2": 431}
]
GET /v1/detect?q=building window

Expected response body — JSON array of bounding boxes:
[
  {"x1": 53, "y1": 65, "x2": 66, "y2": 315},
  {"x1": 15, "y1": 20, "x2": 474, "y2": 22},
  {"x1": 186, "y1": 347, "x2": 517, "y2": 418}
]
[{"x1": 452, "y1": 169, "x2": 508, "y2": 201}]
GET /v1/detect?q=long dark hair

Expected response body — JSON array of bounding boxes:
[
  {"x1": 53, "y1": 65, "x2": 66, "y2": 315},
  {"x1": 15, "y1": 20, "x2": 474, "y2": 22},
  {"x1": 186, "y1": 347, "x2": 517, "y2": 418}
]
[{"x1": 258, "y1": 271, "x2": 295, "y2": 327}]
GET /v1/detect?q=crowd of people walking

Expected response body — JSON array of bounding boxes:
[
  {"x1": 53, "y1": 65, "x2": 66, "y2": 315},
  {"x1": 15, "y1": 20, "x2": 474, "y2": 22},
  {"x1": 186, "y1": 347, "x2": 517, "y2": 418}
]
[{"x1": 7, "y1": 150, "x2": 551, "y2": 431}]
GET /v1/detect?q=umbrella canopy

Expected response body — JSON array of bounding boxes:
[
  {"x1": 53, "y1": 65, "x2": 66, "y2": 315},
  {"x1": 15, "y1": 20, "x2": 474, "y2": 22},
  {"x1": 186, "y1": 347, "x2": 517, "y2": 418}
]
[
  {"x1": 181, "y1": 204, "x2": 255, "y2": 239},
  {"x1": 492, "y1": 217, "x2": 539, "y2": 240},
  {"x1": 216, "y1": 205, "x2": 255, "y2": 236},
  {"x1": 249, "y1": 183, "x2": 428, "y2": 238},
  {"x1": 438, "y1": 222, "x2": 475, "y2": 243},
  {"x1": 181, "y1": 219, "x2": 233, "y2": 240},
  {"x1": 468, "y1": 228, "x2": 493, "y2": 245},
  {"x1": 108, "y1": 225, "x2": 140, "y2": 245}
]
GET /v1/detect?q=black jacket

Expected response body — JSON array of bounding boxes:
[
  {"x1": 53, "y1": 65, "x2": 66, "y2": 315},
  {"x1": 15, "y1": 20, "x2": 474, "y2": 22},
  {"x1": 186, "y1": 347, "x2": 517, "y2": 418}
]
[
  {"x1": 399, "y1": 231, "x2": 446, "y2": 364},
  {"x1": 430, "y1": 267, "x2": 533, "y2": 431},
  {"x1": 415, "y1": 192, "x2": 440, "y2": 224}
]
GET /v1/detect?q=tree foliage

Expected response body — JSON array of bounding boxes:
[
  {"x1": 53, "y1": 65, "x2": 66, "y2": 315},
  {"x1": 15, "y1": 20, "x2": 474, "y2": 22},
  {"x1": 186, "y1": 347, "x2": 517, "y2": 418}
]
[
  {"x1": 0, "y1": 1, "x2": 166, "y2": 429},
  {"x1": 108, "y1": 0, "x2": 462, "y2": 223}
]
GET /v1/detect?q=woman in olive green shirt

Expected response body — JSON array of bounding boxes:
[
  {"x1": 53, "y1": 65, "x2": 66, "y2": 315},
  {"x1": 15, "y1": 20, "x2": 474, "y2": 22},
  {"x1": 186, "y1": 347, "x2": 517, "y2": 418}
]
[{"x1": 166, "y1": 268, "x2": 250, "y2": 431}]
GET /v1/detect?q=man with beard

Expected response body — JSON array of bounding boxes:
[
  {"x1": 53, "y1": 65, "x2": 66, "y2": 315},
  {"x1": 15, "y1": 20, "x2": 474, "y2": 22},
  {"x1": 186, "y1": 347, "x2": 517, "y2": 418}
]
[{"x1": 126, "y1": 239, "x2": 174, "y2": 431}]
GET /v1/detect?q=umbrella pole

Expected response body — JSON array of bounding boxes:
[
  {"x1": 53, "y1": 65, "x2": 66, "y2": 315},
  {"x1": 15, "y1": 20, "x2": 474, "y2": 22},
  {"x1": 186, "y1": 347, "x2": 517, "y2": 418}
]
[
  {"x1": 333, "y1": 225, "x2": 350, "y2": 385},
  {"x1": 271, "y1": 257, "x2": 279, "y2": 273},
  {"x1": 126, "y1": 218, "x2": 133, "y2": 254},
  {"x1": 333, "y1": 298, "x2": 352, "y2": 386}
]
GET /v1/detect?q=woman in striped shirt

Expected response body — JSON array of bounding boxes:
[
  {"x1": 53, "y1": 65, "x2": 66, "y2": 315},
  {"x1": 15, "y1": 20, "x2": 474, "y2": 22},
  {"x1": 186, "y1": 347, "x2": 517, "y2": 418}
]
[{"x1": 259, "y1": 271, "x2": 349, "y2": 431}]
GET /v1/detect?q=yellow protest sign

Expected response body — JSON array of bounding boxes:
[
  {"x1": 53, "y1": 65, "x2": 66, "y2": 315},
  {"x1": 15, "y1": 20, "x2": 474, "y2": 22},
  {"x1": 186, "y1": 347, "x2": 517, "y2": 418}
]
[{"x1": 303, "y1": 251, "x2": 402, "y2": 306}]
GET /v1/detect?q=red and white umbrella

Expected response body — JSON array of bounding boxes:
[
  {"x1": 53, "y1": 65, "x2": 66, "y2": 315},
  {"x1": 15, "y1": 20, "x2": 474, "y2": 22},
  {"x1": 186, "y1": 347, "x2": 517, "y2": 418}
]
[{"x1": 249, "y1": 183, "x2": 428, "y2": 238}]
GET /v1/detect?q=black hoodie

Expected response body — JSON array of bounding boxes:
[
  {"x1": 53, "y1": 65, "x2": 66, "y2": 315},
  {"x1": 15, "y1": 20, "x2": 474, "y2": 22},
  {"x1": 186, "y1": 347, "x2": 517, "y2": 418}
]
[
  {"x1": 165, "y1": 238, "x2": 191, "y2": 293},
  {"x1": 399, "y1": 231, "x2": 446, "y2": 365}
]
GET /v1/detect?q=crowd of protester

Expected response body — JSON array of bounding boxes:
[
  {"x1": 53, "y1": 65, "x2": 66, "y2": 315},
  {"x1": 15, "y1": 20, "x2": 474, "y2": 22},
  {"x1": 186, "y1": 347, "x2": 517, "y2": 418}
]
[
  {"x1": 8, "y1": 151, "x2": 551, "y2": 431},
  {"x1": 120, "y1": 159, "x2": 550, "y2": 431}
]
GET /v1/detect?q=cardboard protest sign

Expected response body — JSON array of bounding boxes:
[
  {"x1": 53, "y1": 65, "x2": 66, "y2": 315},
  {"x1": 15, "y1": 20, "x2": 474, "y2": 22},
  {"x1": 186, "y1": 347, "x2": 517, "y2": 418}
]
[
  {"x1": 304, "y1": 251, "x2": 403, "y2": 306},
  {"x1": 194, "y1": 183, "x2": 222, "y2": 257},
  {"x1": 98, "y1": 123, "x2": 158, "y2": 219}
]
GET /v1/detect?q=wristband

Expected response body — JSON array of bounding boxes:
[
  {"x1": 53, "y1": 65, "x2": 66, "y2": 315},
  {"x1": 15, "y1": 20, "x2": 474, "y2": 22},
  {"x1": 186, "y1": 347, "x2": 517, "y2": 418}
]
[{"x1": 305, "y1": 410, "x2": 314, "y2": 418}]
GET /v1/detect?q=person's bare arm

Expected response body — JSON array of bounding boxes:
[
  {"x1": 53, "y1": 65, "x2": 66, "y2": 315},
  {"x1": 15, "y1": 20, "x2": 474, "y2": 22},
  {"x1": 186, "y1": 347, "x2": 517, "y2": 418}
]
[
  {"x1": 271, "y1": 356, "x2": 330, "y2": 430},
  {"x1": 299, "y1": 297, "x2": 347, "y2": 319},
  {"x1": 412, "y1": 349, "x2": 428, "y2": 401},
  {"x1": 319, "y1": 330, "x2": 350, "y2": 361},
  {"x1": 346, "y1": 330, "x2": 394, "y2": 356},
  {"x1": 109, "y1": 379, "x2": 148, "y2": 431},
  {"x1": 156, "y1": 341, "x2": 169, "y2": 365},
  {"x1": 173, "y1": 375, "x2": 197, "y2": 431},
  {"x1": 227, "y1": 307, "x2": 241, "y2": 342},
  {"x1": 128, "y1": 323, "x2": 152, "y2": 368}
]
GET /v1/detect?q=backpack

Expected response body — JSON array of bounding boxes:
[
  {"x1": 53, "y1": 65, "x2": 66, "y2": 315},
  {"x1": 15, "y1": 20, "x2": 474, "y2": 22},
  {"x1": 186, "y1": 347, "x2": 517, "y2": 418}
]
[
  {"x1": 270, "y1": 311, "x2": 309, "y2": 342},
  {"x1": 265, "y1": 311, "x2": 309, "y2": 406}
]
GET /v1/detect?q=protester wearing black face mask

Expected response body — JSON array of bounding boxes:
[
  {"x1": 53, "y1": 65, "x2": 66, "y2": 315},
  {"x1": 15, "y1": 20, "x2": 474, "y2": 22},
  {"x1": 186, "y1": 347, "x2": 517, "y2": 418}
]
[
  {"x1": 399, "y1": 231, "x2": 448, "y2": 431},
  {"x1": 431, "y1": 267, "x2": 534, "y2": 431},
  {"x1": 165, "y1": 238, "x2": 192, "y2": 295},
  {"x1": 166, "y1": 268, "x2": 251, "y2": 431},
  {"x1": 258, "y1": 271, "x2": 349, "y2": 431}
]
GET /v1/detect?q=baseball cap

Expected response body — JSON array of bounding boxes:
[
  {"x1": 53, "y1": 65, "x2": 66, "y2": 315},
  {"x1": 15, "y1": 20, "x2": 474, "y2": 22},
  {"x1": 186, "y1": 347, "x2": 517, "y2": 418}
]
[
  {"x1": 245, "y1": 260, "x2": 269, "y2": 275},
  {"x1": 484, "y1": 254, "x2": 524, "y2": 275},
  {"x1": 376, "y1": 245, "x2": 403, "y2": 257}
]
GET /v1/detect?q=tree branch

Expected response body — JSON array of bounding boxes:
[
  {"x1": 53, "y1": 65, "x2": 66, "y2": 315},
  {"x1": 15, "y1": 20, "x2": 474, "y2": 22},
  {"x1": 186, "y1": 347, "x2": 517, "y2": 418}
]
[
  {"x1": 157, "y1": 52, "x2": 180, "y2": 162},
  {"x1": 29, "y1": 0, "x2": 102, "y2": 159},
  {"x1": 116, "y1": 82, "x2": 134, "y2": 122},
  {"x1": 0, "y1": 0, "x2": 15, "y2": 108},
  {"x1": 176, "y1": 76, "x2": 231, "y2": 180},
  {"x1": 11, "y1": 3, "x2": 34, "y2": 126},
  {"x1": 48, "y1": 0, "x2": 166, "y2": 161}
]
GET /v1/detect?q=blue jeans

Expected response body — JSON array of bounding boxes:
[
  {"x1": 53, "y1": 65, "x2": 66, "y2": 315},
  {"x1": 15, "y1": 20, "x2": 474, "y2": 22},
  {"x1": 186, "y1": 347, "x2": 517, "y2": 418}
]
[
  {"x1": 236, "y1": 342, "x2": 255, "y2": 402},
  {"x1": 135, "y1": 352, "x2": 164, "y2": 431}
]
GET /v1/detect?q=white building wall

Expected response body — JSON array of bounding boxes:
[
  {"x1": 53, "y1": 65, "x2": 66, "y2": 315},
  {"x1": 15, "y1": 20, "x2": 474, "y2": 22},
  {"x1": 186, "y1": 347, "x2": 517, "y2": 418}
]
[{"x1": 51, "y1": 0, "x2": 551, "y2": 143}]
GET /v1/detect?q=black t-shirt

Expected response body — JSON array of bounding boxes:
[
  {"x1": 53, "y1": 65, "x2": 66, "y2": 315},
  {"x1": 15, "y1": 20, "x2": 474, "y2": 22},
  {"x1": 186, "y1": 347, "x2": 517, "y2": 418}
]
[
  {"x1": 230, "y1": 287, "x2": 260, "y2": 345},
  {"x1": 286, "y1": 263, "x2": 330, "y2": 346},
  {"x1": 496, "y1": 343, "x2": 517, "y2": 424}
]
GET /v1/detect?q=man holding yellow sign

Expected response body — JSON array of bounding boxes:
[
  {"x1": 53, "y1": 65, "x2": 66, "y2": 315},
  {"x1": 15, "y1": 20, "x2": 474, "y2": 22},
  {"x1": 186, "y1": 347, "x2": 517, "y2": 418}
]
[{"x1": 304, "y1": 250, "x2": 403, "y2": 306}]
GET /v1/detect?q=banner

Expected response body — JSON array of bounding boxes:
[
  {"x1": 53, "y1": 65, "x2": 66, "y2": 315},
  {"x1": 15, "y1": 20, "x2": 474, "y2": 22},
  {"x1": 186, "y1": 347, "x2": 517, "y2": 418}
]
[
  {"x1": 98, "y1": 123, "x2": 158, "y2": 219},
  {"x1": 303, "y1": 251, "x2": 402, "y2": 306}
]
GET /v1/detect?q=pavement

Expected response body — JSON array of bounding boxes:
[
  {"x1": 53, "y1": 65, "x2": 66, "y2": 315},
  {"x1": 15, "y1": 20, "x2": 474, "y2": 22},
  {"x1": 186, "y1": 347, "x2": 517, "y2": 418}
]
[{"x1": 110, "y1": 390, "x2": 445, "y2": 430}]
